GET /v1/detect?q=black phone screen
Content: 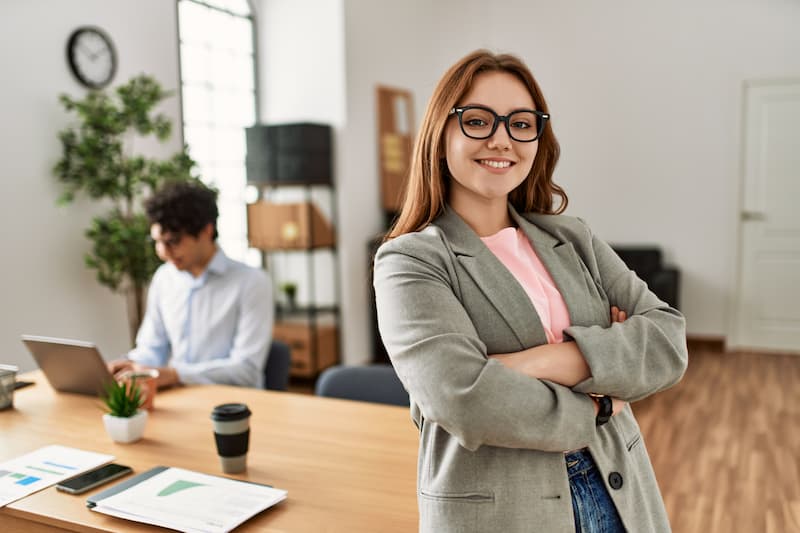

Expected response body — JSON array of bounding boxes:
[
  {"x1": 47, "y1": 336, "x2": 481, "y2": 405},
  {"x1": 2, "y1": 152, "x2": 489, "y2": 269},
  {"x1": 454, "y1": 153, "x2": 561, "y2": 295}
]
[{"x1": 57, "y1": 463, "x2": 132, "y2": 494}]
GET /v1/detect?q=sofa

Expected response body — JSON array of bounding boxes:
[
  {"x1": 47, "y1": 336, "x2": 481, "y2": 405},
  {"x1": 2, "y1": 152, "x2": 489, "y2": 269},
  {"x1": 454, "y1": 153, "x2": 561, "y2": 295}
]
[{"x1": 611, "y1": 246, "x2": 680, "y2": 310}]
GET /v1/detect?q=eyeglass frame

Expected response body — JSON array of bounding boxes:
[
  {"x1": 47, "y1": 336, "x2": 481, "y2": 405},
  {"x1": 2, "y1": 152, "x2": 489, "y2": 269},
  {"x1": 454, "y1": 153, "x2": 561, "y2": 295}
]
[
  {"x1": 448, "y1": 105, "x2": 550, "y2": 143},
  {"x1": 147, "y1": 232, "x2": 184, "y2": 250}
]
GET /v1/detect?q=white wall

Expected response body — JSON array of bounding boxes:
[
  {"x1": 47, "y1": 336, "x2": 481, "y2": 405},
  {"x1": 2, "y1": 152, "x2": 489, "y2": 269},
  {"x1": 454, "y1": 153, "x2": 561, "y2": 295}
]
[
  {"x1": 3, "y1": 0, "x2": 798, "y2": 372},
  {"x1": 337, "y1": 0, "x2": 800, "y2": 362},
  {"x1": 257, "y1": 0, "x2": 438, "y2": 364},
  {"x1": 336, "y1": 1, "x2": 441, "y2": 363},
  {"x1": 466, "y1": 0, "x2": 800, "y2": 341},
  {"x1": 257, "y1": 0, "x2": 346, "y2": 126},
  {"x1": 0, "y1": 0, "x2": 182, "y2": 372}
]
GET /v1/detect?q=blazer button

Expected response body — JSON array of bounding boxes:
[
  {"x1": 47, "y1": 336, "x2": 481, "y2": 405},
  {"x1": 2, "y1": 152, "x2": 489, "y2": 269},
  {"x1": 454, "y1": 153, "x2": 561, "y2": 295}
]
[{"x1": 608, "y1": 472, "x2": 624, "y2": 490}]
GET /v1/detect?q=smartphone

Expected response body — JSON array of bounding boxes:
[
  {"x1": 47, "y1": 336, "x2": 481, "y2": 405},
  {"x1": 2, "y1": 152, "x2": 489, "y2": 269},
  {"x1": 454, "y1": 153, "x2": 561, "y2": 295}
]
[{"x1": 56, "y1": 463, "x2": 133, "y2": 495}]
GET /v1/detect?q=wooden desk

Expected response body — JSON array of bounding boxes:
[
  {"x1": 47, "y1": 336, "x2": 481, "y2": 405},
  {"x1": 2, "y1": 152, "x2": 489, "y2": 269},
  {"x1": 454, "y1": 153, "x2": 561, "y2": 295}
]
[{"x1": 0, "y1": 373, "x2": 419, "y2": 532}]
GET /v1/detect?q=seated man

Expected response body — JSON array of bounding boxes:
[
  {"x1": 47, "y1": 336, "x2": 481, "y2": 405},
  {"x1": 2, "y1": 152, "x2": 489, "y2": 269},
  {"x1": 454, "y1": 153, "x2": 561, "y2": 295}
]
[{"x1": 109, "y1": 181, "x2": 273, "y2": 388}]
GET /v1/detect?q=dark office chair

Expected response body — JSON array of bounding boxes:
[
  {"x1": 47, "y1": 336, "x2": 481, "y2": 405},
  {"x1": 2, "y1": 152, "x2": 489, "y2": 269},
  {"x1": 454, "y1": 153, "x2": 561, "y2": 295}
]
[
  {"x1": 263, "y1": 340, "x2": 291, "y2": 391},
  {"x1": 315, "y1": 364, "x2": 410, "y2": 407}
]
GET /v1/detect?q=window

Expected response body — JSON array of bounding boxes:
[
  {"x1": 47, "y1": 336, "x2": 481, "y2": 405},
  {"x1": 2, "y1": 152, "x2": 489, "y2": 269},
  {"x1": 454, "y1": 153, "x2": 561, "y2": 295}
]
[{"x1": 177, "y1": 0, "x2": 258, "y2": 264}]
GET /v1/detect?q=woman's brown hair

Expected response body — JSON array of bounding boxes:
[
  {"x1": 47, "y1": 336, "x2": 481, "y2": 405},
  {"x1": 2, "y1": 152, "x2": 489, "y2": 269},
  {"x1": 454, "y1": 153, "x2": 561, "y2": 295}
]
[{"x1": 386, "y1": 50, "x2": 566, "y2": 240}]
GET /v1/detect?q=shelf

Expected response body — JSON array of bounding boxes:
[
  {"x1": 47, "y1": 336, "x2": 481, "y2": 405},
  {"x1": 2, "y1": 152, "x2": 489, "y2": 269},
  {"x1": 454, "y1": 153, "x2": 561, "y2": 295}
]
[
  {"x1": 247, "y1": 201, "x2": 335, "y2": 249},
  {"x1": 257, "y1": 245, "x2": 337, "y2": 252},
  {"x1": 276, "y1": 304, "x2": 339, "y2": 317},
  {"x1": 247, "y1": 178, "x2": 333, "y2": 187},
  {"x1": 246, "y1": 122, "x2": 339, "y2": 379},
  {"x1": 272, "y1": 321, "x2": 338, "y2": 379}
]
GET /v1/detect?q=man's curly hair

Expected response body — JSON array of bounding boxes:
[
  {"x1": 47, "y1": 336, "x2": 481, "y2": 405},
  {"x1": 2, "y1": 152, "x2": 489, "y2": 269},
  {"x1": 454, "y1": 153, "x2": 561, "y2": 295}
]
[{"x1": 145, "y1": 181, "x2": 219, "y2": 240}]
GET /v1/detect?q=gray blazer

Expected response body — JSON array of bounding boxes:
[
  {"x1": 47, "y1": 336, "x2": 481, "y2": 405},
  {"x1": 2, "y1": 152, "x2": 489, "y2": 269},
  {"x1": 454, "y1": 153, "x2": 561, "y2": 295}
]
[{"x1": 373, "y1": 206, "x2": 688, "y2": 533}]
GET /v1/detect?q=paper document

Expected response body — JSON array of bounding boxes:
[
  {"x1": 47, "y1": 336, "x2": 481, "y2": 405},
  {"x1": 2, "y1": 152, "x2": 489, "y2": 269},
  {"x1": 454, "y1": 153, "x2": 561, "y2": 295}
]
[
  {"x1": 91, "y1": 467, "x2": 287, "y2": 533},
  {"x1": 0, "y1": 445, "x2": 114, "y2": 507}
]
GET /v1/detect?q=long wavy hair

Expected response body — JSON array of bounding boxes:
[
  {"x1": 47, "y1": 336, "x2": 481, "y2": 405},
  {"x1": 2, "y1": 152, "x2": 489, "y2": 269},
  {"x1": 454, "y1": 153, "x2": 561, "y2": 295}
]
[{"x1": 386, "y1": 50, "x2": 566, "y2": 239}]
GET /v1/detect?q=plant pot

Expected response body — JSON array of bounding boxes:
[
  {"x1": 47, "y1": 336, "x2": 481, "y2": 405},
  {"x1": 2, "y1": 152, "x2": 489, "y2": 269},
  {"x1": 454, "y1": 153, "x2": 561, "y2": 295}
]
[{"x1": 103, "y1": 410, "x2": 148, "y2": 443}]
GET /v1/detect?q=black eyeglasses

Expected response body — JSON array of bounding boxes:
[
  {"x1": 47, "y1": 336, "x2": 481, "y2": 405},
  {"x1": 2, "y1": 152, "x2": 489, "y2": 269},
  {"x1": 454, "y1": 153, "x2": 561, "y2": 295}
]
[
  {"x1": 147, "y1": 232, "x2": 183, "y2": 250},
  {"x1": 448, "y1": 105, "x2": 549, "y2": 142}
]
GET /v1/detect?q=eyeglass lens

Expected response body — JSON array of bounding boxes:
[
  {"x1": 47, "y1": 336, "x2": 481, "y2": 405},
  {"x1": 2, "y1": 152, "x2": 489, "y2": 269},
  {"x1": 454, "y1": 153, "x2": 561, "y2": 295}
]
[
  {"x1": 149, "y1": 233, "x2": 183, "y2": 249},
  {"x1": 458, "y1": 107, "x2": 543, "y2": 142}
]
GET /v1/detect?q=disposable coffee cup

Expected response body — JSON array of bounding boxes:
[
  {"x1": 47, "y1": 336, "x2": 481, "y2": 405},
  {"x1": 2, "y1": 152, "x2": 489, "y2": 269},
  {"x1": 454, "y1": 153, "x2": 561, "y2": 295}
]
[
  {"x1": 211, "y1": 403, "x2": 251, "y2": 474},
  {"x1": 0, "y1": 365, "x2": 18, "y2": 410}
]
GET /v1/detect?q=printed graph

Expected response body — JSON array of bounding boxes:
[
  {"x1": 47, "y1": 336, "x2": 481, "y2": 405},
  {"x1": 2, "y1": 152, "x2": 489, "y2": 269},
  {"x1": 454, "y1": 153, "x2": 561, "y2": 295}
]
[
  {"x1": 0, "y1": 445, "x2": 114, "y2": 508},
  {"x1": 158, "y1": 480, "x2": 207, "y2": 497},
  {"x1": 0, "y1": 469, "x2": 42, "y2": 486}
]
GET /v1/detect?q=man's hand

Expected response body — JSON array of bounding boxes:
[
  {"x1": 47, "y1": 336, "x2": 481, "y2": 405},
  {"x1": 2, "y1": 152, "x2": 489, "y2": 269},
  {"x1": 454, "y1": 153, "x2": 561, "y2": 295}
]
[
  {"x1": 107, "y1": 359, "x2": 135, "y2": 377},
  {"x1": 107, "y1": 360, "x2": 180, "y2": 389},
  {"x1": 155, "y1": 367, "x2": 180, "y2": 389}
]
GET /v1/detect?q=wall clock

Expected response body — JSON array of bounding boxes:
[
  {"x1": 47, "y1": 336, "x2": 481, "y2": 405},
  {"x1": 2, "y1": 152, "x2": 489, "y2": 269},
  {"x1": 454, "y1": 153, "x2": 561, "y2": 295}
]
[{"x1": 66, "y1": 26, "x2": 118, "y2": 89}]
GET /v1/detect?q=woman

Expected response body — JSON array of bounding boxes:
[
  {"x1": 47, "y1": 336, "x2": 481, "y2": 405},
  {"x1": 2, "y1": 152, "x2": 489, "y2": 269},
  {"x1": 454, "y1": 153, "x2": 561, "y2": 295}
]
[{"x1": 373, "y1": 50, "x2": 687, "y2": 533}]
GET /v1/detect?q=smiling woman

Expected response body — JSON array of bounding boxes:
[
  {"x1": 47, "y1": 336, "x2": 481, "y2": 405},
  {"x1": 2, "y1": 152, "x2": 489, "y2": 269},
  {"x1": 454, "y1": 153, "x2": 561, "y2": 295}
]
[
  {"x1": 444, "y1": 71, "x2": 543, "y2": 236},
  {"x1": 373, "y1": 49, "x2": 688, "y2": 533}
]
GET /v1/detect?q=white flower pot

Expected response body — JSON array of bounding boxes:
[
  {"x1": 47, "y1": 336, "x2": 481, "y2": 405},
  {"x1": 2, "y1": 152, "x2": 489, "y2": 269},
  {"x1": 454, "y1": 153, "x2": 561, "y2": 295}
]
[{"x1": 103, "y1": 410, "x2": 148, "y2": 443}]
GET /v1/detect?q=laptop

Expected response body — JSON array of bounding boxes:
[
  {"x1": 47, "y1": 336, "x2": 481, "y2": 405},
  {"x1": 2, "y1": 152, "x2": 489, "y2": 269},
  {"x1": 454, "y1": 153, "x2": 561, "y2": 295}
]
[{"x1": 22, "y1": 335, "x2": 115, "y2": 396}]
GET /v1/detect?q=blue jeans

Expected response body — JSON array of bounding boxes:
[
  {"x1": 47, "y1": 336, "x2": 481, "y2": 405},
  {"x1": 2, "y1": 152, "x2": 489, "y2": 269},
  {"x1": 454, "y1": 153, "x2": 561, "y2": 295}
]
[{"x1": 566, "y1": 449, "x2": 626, "y2": 533}]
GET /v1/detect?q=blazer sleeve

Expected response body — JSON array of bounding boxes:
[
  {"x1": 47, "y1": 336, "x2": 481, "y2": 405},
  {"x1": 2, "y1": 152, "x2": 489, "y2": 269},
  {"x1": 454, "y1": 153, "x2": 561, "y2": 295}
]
[
  {"x1": 374, "y1": 233, "x2": 597, "y2": 453},
  {"x1": 566, "y1": 223, "x2": 688, "y2": 402}
]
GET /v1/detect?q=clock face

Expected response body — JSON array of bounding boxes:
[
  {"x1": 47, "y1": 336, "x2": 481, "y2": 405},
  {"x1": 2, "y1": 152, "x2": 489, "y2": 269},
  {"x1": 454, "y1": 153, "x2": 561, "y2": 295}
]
[{"x1": 67, "y1": 27, "x2": 117, "y2": 89}]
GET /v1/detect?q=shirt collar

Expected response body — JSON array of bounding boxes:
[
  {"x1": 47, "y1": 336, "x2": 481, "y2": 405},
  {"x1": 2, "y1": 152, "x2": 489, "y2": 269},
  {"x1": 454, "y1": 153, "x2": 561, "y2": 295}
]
[
  {"x1": 172, "y1": 247, "x2": 230, "y2": 288},
  {"x1": 205, "y1": 247, "x2": 230, "y2": 276}
]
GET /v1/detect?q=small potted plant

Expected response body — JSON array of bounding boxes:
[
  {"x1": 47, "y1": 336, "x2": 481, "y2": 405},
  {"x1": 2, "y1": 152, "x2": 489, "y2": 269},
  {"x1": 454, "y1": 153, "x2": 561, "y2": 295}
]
[
  {"x1": 102, "y1": 378, "x2": 147, "y2": 443},
  {"x1": 280, "y1": 281, "x2": 298, "y2": 309}
]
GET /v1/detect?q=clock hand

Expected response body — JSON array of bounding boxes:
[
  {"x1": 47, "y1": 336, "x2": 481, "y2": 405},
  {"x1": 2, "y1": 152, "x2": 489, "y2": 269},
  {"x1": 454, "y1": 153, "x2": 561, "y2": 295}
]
[{"x1": 79, "y1": 42, "x2": 96, "y2": 60}]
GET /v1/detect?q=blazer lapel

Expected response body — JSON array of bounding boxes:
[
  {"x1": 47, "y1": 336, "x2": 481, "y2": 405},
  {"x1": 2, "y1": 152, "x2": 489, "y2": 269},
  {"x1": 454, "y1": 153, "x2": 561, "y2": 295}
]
[
  {"x1": 434, "y1": 207, "x2": 547, "y2": 348},
  {"x1": 510, "y1": 207, "x2": 605, "y2": 328}
]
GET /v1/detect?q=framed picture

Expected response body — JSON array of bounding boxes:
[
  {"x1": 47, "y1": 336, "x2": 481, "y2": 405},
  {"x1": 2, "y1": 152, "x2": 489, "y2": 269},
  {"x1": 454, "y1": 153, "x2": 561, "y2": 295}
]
[{"x1": 376, "y1": 86, "x2": 414, "y2": 213}]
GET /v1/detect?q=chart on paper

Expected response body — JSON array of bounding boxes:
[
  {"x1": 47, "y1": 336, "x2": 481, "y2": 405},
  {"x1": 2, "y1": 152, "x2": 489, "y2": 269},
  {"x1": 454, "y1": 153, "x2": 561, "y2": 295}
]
[
  {"x1": 0, "y1": 445, "x2": 114, "y2": 507},
  {"x1": 92, "y1": 467, "x2": 287, "y2": 533}
]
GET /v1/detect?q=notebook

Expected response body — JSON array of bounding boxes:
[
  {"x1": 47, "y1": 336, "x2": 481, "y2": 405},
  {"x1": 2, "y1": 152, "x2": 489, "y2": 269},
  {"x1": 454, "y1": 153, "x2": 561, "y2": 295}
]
[
  {"x1": 87, "y1": 466, "x2": 287, "y2": 533},
  {"x1": 21, "y1": 334, "x2": 115, "y2": 396}
]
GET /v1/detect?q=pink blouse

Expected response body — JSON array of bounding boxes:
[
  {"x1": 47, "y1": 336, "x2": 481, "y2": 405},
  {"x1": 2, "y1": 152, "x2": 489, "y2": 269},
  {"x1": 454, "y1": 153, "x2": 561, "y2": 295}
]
[{"x1": 481, "y1": 227, "x2": 571, "y2": 344}]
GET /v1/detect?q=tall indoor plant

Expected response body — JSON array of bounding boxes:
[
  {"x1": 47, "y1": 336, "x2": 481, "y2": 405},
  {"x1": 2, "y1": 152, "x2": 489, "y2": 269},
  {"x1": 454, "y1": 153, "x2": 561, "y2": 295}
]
[{"x1": 54, "y1": 75, "x2": 196, "y2": 344}]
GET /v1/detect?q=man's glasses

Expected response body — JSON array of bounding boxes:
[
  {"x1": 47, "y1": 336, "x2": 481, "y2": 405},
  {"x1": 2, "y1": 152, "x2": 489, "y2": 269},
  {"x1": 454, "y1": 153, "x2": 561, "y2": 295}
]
[
  {"x1": 148, "y1": 233, "x2": 183, "y2": 250},
  {"x1": 448, "y1": 105, "x2": 549, "y2": 142}
]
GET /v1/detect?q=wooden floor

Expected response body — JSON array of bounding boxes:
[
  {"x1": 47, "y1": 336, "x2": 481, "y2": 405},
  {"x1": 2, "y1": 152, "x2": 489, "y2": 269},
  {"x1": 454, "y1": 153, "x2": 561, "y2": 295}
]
[
  {"x1": 633, "y1": 342, "x2": 800, "y2": 533},
  {"x1": 290, "y1": 343, "x2": 800, "y2": 532}
]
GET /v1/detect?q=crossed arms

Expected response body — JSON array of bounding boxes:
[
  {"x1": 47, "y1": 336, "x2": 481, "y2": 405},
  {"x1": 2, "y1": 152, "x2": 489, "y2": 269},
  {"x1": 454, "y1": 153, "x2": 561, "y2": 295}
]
[{"x1": 374, "y1": 227, "x2": 687, "y2": 452}]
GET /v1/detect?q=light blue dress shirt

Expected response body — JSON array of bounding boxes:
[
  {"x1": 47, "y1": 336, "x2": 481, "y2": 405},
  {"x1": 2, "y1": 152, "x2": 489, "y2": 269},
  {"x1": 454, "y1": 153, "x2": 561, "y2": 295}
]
[{"x1": 128, "y1": 248, "x2": 273, "y2": 388}]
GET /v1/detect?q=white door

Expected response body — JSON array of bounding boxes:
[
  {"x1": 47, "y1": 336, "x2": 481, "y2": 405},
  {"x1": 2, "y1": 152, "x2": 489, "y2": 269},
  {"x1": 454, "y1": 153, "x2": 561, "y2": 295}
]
[{"x1": 731, "y1": 80, "x2": 800, "y2": 354}]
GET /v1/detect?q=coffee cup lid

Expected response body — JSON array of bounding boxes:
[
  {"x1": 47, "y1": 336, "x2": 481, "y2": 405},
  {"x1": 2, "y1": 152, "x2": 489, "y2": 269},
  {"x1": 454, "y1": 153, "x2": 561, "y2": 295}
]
[{"x1": 211, "y1": 403, "x2": 251, "y2": 421}]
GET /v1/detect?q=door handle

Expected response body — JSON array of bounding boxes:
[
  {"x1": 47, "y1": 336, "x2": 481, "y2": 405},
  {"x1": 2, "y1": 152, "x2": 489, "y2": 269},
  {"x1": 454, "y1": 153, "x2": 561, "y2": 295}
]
[{"x1": 741, "y1": 211, "x2": 766, "y2": 221}]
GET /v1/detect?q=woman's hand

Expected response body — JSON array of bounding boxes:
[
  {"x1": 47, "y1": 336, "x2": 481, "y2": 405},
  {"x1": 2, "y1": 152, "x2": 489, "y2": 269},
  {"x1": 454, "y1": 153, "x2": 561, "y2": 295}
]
[
  {"x1": 611, "y1": 305, "x2": 627, "y2": 324},
  {"x1": 590, "y1": 395, "x2": 628, "y2": 417},
  {"x1": 490, "y1": 341, "x2": 591, "y2": 387},
  {"x1": 489, "y1": 305, "x2": 629, "y2": 387}
]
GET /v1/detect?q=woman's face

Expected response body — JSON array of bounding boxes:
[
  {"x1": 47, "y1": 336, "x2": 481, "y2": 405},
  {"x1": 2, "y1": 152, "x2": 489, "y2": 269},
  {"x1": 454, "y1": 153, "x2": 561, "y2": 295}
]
[{"x1": 444, "y1": 71, "x2": 538, "y2": 208}]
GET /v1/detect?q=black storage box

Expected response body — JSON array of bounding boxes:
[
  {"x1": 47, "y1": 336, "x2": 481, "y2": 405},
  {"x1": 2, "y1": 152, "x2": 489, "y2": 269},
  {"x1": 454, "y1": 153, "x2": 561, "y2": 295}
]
[{"x1": 246, "y1": 123, "x2": 332, "y2": 185}]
